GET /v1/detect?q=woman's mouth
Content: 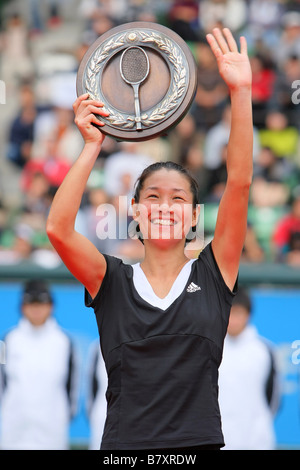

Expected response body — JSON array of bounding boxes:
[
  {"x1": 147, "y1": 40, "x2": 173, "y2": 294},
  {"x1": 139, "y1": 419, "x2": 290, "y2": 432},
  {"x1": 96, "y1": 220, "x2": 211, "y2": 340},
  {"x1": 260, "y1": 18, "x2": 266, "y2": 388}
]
[{"x1": 150, "y1": 218, "x2": 176, "y2": 226}]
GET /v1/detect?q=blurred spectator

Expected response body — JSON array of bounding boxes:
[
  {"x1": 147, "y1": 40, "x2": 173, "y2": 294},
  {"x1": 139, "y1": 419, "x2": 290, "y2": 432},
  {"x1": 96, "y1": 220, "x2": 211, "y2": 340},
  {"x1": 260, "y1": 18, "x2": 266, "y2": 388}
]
[
  {"x1": 78, "y1": 0, "x2": 104, "y2": 20},
  {"x1": 168, "y1": 113, "x2": 204, "y2": 164},
  {"x1": 28, "y1": 0, "x2": 44, "y2": 34},
  {"x1": 0, "y1": 200, "x2": 8, "y2": 241},
  {"x1": 286, "y1": 0, "x2": 300, "y2": 15},
  {"x1": 246, "y1": 0, "x2": 283, "y2": 50},
  {"x1": 21, "y1": 80, "x2": 80, "y2": 190},
  {"x1": 192, "y1": 40, "x2": 228, "y2": 131},
  {"x1": 275, "y1": 11, "x2": 300, "y2": 69},
  {"x1": 44, "y1": 0, "x2": 62, "y2": 28},
  {"x1": 0, "y1": 280, "x2": 78, "y2": 449},
  {"x1": 75, "y1": 182, "x2": 111, "y2": 254},
  {"x1": 0, "y1": 13, "x2": 33, "y2": 93},
  {"x1": 218, "y1": 287, "x2": 280, "y2": 450},
  {"x1": 285, "y1": 230, "x2": 300, "y2": 266},
  {"x1": 86, "y1": 340, "x2": 108, "y2": 450},
  {"x1": 135, "y1": 136, "x2": 171, "y2": 164},
  {"x1": 241, "y1": 225, "x2": 265, "y2": 263},
  {"x1": 0, "y1": 222, "x2": 34, "y2": 265},
  {"x1": 78, "y1": 0, "x2": 157, "y2": 26},
  {"x1": 21, "y1": 150, "x2": 71, "y2": 193},
  {"x1": 6, "y1": 82, "x2": 37, "y2": 169},
  {"x1": 206, "y1": 143, "x2": 228, "y2": 202},
  {"x1": 0, "y1": 217, "x2": 61, "y2": 268},
  {"x1": 203, "y1": 104, "x2": 261, "y2": 169},
  {"x1": 199, "y1": 0, "x2": 247, "y2": 33},
  {"x1": 79, "y1": 0, "x2": 126, "y2": 21},
  {"x1": 21, "y1": 171, "x2": 51, "y2": 216},
  {"x1": 250, "y1": 146, "x2": 294, "y2": 208},
  {"x1": 272, "y1": 190, "x2": 300, "y2": 262},
  {"x1": 95, "y1": 136, "x2": 121, "y2": 163},
  {"x1": 253, "y1": 147, "x2": 287, "y2": 183},
  {"x1": 203, "y1": 104, "x2": 231, "y2": 170},
  {"x1": 29, "y1": 0, "x2": 63, "y2": 33},
  {"x1": 250, "y1": 54, "x2": 276, "y2": 128},
  {"x1": 32, "y1": 68, "x2": 81, "y2": 164},
  {"x1": 180, "y1": 141, "x2": 210, "y2": 203},
  {"x1": 87, "y1": 8, "x2": 116, "y2": 41},
  {"x1": 32, "y1": 104, "x2": 83, "y2": 165},
  {"x1": 250, "y1": 177, "x2": 289, "y2": 208},
  {"x1": 30, "y1": 242, "x2": 62, "y2": 268},
  {"x1": 0, "y1": 0, "x2": 9, "y2": 28},
  {"x1": 103, "y1": 142, "x2": 153, "y2": 198},
  {"x1": 258, "y1": 109, "x2": 299, "y2": 159},
  {"x1": 167, "y1": 0, "x2": 200, "y2": 41},
  {"x1": 34, "y1": 52, "x2": 78, "y2": 108},
  {"x1": 271, "y1": 54, "x2": 300, "y2": 129}
]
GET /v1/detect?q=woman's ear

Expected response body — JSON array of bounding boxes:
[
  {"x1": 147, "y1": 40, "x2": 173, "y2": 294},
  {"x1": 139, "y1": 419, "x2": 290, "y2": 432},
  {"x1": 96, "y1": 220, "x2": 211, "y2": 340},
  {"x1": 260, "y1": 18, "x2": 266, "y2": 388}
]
[
  {"x1": 129, "y1": 198, "x2": 144, "y2": 244},
  {"x1": 185, "y1": 205, "x2": 201, "y2": 244},
  {"x1": 192, "y1": 204, "x2": 201, "y2": 229},
  {"x1": 131, "y1": 198, "x2": 140, "y2": 222}
]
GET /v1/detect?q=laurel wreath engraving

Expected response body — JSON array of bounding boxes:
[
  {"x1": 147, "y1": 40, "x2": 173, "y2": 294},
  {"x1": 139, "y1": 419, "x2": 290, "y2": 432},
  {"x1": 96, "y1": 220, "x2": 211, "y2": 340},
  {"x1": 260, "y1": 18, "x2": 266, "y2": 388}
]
[{"x1": 83, "y1": 30, "x2": 188, "y2": 129}]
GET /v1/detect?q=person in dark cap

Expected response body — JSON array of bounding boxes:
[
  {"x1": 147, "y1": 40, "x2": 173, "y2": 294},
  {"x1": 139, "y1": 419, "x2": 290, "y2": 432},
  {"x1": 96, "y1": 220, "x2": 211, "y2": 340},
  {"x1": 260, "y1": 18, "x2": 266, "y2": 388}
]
[
  {"x1": 218, "y1": 287, "x2": 281, "y2": 449},
  {"x1": 21, "y1": 280, "x2": 54, "y2": 327},
  {"x1": 273, "y1": 188, "x2": 300, "y2": 264},
  {"x1": 0, "y1": 279, "x2": 78, "y2": 449}
]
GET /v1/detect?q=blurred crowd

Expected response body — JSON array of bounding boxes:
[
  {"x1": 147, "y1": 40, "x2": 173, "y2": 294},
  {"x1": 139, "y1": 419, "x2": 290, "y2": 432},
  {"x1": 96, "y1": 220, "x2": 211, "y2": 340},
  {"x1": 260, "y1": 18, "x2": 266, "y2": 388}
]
[{"x1": 0, "y1": 0, "x2": 300, "y2": 268}]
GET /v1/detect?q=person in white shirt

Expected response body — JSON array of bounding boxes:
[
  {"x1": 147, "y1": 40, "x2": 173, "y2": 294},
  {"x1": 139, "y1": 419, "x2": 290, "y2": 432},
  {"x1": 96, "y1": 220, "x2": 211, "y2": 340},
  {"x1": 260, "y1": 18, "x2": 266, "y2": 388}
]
[
  {"x1": 0, "y1": 280, "x2": 78, "y2": 450},
  {"x1": 218, "y1": 287, "x2": 280, "y2": 450}
]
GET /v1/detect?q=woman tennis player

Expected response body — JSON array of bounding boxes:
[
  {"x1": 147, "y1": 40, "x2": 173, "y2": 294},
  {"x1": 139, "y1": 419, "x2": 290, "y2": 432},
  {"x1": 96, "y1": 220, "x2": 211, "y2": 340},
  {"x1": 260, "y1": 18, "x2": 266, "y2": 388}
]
[{"x1": 47, "y1": 28, "x2": 253, "y2": 451}]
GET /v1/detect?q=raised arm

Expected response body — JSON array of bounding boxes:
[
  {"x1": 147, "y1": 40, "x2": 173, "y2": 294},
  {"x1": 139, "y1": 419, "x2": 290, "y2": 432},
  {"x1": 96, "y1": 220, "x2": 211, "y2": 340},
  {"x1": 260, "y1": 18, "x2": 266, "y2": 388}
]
[
  {"x1": 206, "y1": 28, "x2": 253, "y2": 291},
  {"x1": 46, "y1": 94, "x2": 109, "y2": 298}
]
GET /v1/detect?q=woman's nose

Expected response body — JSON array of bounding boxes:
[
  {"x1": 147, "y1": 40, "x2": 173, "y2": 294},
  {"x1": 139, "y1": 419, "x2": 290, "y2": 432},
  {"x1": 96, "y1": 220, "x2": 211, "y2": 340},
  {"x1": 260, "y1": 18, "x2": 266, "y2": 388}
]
[{"x1": 158, "y1": 202, "x2": 171, "y2": 213}]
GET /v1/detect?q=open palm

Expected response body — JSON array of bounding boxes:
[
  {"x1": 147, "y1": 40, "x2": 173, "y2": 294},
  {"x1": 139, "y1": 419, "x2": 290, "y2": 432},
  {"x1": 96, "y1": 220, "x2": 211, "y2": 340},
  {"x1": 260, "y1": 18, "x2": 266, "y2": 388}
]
[{"x1": 206, "y1": 28, "x2": 252, "y2": 90}]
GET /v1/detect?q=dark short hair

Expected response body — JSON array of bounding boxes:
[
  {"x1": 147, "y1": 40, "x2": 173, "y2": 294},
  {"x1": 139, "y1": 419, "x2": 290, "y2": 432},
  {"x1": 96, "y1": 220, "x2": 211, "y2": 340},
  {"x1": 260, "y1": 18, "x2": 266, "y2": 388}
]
[
  {"x1": 232, "y1": 287, "x2": 252, "y2": 314},
  {"x1": 22, "y1": 280, "x2": 53, "y2": 305},
  {"x1": 133, "y1": 161, "x2": 199, "y2": 208}
]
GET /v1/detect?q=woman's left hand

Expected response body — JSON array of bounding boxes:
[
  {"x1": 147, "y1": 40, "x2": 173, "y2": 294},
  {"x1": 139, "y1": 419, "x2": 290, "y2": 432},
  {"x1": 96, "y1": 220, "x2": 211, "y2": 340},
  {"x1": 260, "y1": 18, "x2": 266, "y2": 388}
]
[{"x1": 206, "y1": 28, "x2": 252, "y2": 91}]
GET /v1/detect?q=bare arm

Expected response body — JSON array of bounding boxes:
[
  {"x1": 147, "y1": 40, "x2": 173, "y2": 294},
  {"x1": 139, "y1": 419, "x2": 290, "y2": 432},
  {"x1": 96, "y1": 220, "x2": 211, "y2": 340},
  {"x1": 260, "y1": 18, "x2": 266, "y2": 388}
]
[
  {"x1": 206, "y1": 28, "x2": 253, "y2": 291},
  {"x1": 46, "y1": 94, "x2": 109, "y2": 298}
]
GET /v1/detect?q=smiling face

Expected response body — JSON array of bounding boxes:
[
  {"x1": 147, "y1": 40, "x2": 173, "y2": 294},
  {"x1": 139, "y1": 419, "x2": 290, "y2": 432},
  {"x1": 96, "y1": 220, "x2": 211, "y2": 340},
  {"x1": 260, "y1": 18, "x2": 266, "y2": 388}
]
[{"x1": 133, "y1": 168, "x2": 198, "y2": 247}]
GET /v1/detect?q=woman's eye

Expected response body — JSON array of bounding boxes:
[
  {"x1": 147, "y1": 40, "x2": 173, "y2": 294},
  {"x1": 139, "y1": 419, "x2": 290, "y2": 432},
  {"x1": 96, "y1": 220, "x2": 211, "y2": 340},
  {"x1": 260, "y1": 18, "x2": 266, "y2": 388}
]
[
  {"x1": 148, "y1": 194, "x2": 158, "y2": 198},
  {"x1": 173, "y1": 196, "x2": 184, "y2": 200}
]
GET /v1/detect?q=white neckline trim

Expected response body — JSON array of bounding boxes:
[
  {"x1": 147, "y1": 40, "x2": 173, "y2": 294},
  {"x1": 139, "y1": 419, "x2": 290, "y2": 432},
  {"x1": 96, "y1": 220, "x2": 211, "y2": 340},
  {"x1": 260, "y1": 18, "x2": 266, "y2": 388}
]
[{"x1": 132, "y1": 259, "x2": 196, "y2": 311}]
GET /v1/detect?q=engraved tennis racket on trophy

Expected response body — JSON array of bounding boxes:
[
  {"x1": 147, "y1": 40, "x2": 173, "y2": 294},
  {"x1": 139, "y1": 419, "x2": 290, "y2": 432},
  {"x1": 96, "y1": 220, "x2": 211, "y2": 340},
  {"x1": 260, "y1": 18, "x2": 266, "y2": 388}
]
[
  {"x1": 76, "y1": 22, "x2": 197, "y2": 142},
  {"x1": 120, "y1": 46, "x2": 150, "y2": 130}
]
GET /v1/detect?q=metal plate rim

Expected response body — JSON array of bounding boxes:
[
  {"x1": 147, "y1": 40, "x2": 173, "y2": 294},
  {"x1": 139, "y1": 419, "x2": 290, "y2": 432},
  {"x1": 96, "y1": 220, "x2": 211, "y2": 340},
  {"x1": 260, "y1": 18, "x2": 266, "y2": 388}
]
[{"x1": 76, "y1": 21, "x2": 197, "y2": 142}]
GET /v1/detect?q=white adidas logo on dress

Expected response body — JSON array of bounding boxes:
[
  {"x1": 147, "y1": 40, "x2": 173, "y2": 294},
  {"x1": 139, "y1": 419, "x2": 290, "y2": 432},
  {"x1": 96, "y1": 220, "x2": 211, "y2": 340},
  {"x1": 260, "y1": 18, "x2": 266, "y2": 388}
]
[{"x1": 186, "y1": 282, "x2": 201, "y2": 293}]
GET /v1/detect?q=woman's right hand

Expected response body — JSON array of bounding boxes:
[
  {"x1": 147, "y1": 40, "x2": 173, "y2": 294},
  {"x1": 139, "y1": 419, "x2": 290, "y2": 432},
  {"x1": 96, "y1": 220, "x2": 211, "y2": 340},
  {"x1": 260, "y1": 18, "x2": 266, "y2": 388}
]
[{"x1": 73, "y1": 93, "x2": 109, "y2": 145}]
